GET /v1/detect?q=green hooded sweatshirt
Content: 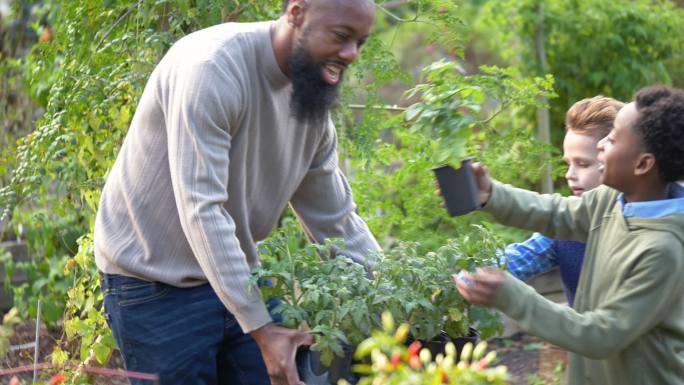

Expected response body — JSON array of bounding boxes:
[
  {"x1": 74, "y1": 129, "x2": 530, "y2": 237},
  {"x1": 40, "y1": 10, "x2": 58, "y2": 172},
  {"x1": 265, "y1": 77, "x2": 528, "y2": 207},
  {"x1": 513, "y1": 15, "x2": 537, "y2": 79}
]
[{"x1": 483, "y1": 181, "x2": 684, "y2": 385}]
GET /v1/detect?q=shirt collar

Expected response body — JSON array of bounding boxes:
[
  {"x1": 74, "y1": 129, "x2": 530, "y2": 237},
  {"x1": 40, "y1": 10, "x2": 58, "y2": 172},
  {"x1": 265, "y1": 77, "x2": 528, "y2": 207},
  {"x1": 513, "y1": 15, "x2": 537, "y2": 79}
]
[{"x1": 618, "y1": 183, "x2": 684, "y2": 218}]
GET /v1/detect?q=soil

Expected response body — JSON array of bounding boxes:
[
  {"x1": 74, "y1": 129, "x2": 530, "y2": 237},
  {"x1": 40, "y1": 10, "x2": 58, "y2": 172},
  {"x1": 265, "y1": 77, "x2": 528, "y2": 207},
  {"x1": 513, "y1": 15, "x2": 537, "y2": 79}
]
[
  {"x1": 2, "y1": 320, "x2": 62, "y2": 380},
  {"x1": 489, "y1": 332, "x2": 567, "y2": 385}
]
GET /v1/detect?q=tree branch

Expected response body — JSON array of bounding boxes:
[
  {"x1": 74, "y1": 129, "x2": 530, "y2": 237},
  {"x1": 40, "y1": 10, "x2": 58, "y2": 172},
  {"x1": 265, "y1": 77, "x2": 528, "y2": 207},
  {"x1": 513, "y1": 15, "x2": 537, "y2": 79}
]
[
  {"x1": 347, "y1": 104, "x2": 407, "y2": 112},
  {"x1": 95, "y1": 1, "x2": 142, "y2": 51}
]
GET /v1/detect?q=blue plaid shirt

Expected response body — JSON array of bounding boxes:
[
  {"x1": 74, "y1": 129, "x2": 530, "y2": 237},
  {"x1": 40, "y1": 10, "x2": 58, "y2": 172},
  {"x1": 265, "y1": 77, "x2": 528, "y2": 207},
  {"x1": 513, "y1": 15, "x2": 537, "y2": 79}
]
[
  {"x1": 501, "y1": 233, "x2": 586, "y2": 305},
  {"x1": 500, "y1": 232, "x2": 558, "y2": 281},
  {"x1": 460, "y1": 233, "x2": 557, "y2": 283},
  {"x1": 458, "y1": 233, "x2": 583, "y2": 304}
]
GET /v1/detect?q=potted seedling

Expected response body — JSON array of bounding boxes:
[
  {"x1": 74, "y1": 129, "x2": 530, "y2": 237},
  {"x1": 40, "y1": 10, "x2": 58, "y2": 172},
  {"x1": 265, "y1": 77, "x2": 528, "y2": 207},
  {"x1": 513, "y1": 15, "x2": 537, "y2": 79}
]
[{"x1": 251, "y1": 221, "x2": 380, "y2": 384}]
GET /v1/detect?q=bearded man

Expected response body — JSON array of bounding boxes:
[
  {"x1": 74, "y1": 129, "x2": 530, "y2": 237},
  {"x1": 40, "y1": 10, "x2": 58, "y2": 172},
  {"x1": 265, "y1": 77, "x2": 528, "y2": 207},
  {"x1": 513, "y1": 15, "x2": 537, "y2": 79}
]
[{"x1": 93, "y1": 1, "x2": 379, "y2": 384}]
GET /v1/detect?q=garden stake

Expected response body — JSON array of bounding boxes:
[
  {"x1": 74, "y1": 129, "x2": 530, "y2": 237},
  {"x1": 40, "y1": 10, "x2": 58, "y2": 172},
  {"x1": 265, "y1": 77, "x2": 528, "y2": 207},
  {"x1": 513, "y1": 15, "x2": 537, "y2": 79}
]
[{"x1": 33, "y1": 299, "x2": 41, "y2": 384}]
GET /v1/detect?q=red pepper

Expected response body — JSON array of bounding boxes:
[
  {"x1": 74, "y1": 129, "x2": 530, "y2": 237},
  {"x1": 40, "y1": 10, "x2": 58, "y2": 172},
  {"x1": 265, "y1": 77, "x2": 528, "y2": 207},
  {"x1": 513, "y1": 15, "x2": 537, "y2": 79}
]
[
  {"x1": 408, "y1": 341, "x2": 422, "y2": 356},
  {"x1": 50, "y1": 373, "x2": 67, "y2": 385},
  {"x1": 409, "y1": 355, "x2": 422, "y2": 369},
  {"x1": 441, "y1": 371, "x2": 449, "y2": 383},
  {"x1": 390, "y1": 352, "x2": 402, "y2": 368}
]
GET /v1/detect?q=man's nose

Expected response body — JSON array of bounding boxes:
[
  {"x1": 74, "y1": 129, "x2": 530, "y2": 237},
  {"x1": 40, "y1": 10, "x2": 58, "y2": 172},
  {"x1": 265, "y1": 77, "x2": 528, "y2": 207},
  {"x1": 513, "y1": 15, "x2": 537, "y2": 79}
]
[
  {"x1": 339, "y1": 41, "x2": 359, "y2": 63},
  {"x1": 566, "y1": 166, "x2": 576, "y2": 180}
]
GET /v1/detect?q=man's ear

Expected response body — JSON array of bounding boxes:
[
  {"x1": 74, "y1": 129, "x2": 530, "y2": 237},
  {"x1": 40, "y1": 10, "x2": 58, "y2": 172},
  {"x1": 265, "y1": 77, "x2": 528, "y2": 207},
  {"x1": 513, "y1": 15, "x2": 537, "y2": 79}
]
[
  {"x1": 634, "y1": 152, "x2": 657, "y2": 177},
  {"x1": 286, "y1": 0, "x2": 308, "y2": 28}
]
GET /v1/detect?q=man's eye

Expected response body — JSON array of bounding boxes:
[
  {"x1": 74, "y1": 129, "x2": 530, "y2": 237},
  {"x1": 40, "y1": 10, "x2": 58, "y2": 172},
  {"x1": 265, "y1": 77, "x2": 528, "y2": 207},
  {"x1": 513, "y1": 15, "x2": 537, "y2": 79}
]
[{"x1": 334, "y1": 31, "x2": 348, "y2": 41}]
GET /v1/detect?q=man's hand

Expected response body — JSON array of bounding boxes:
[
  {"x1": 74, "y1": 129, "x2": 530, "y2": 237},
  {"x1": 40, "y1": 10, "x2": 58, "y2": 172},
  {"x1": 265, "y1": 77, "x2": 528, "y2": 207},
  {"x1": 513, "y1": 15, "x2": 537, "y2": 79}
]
[
  {"x1": 471, "y1": 162, "x2": 493, "y2": 206},
  {"x1": 251, "y1": 323, "x2": 314, "y2": 385},
  {"x1": 454, "y1": 268, "x2": 505, "y2": 306}
]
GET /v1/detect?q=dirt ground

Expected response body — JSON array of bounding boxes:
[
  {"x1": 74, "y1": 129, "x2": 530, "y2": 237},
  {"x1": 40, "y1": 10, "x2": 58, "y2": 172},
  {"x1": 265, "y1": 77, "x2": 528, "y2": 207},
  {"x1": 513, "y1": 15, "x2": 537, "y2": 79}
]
[
  {"x1": 490, "y1": 333, "x2": 567, "y2": 385},
  {"x1": 2, "y1": 320, "x2": 565, "y2": 385},
  {"x1": 2, "y1": 320, "x2": 61, "y2": 383}
]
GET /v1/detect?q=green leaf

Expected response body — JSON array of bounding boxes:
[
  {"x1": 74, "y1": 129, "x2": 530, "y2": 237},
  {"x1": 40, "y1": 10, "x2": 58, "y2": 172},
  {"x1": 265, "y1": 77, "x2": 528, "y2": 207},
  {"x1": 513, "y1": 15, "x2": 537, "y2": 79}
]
[
  {"x1": 404, "y1": 104, "x2": 424, "y2": 121},
  {"x1": 41, "y1": 299, "x2": 63, "y2": 323},
  {"x1": 93, "y1": 341, "x2": 112, "y2": 365}
]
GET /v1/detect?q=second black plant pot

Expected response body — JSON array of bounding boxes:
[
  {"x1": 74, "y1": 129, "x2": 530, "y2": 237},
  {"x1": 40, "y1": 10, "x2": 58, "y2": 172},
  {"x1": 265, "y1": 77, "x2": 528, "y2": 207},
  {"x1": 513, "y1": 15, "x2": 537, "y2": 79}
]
[
  {"x1": 297, "y1": 344, "x2": 356, "y2": 385},
  {"x1": 328, "y1": 344, "x2": 355, "y2": 384},
  {"x1": 424, "y1": 327, "x2": 480, "y2": 361}
]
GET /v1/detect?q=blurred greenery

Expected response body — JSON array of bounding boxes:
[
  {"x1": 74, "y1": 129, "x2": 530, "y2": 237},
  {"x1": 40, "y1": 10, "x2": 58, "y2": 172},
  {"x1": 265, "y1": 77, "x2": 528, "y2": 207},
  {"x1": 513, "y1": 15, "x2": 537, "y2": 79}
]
[{"x1": 474, "y1": 0, "x2": 684, "y2": 148}]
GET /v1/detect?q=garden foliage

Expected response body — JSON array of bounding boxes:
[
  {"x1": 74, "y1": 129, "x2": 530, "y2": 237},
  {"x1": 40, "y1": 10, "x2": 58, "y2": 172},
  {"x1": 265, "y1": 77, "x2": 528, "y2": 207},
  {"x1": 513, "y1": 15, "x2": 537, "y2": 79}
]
[{"x1": 251, "y1": 219, "x2": 506, "y2": 365}]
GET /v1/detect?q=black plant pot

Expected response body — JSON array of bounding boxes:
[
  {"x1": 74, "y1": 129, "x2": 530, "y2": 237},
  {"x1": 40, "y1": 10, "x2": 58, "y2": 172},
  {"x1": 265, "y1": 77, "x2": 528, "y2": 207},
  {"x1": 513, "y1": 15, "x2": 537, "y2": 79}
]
[
  {"x1": 297, "y1": 344, "x2": 356, "y2": 385},
  {"x1": 433, "y1": 159, "x2": 480, "y2": 217},
  {"x1": 328, "y1": 344, "x2": 355, "y2": 384},
  {"x1": 297, "y1": 349, "x2": 329, "y2": 385},
  {"x1": 424, "y1": 327, "x2": 480, "y2": 361}
]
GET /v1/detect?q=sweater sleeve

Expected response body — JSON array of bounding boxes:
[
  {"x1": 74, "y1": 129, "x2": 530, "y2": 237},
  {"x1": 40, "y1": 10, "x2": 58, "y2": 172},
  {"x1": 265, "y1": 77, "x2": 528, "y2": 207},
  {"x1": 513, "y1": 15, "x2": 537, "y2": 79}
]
[
  {"x1": 163, "y1": 59, "x2": 271, "y2": 333},
  {"x1": 289, "y1": 119, "x2": 380, "y2": 269},
  {"x1": 482, "y1": 181, "x2": 596, "y2": 242},
  {"x1": 493, "y1": 241, "x2": 684, "y2": 358}
]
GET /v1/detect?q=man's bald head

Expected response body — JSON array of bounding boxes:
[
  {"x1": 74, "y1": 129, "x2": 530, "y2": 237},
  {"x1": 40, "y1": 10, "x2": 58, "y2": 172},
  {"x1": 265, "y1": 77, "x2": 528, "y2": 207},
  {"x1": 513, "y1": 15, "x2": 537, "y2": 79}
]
[{"x1": 282, "y1": 0, "x2": 375, "y2": 14}]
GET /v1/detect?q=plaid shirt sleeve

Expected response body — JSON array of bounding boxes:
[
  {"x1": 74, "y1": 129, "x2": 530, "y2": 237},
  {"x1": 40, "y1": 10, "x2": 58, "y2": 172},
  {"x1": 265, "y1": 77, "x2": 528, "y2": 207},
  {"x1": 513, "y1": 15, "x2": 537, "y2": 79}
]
[{"x1": 498, "y1": 233, "x2": 558, "y2": 281}]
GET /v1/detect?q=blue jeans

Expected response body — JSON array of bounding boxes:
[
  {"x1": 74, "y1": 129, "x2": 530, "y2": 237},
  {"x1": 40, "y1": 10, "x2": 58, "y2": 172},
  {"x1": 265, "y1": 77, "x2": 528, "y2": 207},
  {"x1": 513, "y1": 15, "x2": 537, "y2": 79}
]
[{"x1": 100, "y1": 273, "x2": 271, "y2": 385}]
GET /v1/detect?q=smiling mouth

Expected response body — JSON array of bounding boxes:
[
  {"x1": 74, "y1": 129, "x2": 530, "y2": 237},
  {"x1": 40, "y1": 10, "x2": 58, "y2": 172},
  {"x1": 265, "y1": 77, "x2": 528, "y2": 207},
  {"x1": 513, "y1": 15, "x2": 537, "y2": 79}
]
[{"x1": 322, "y1": 62, "x2": 346, "y2": 86}]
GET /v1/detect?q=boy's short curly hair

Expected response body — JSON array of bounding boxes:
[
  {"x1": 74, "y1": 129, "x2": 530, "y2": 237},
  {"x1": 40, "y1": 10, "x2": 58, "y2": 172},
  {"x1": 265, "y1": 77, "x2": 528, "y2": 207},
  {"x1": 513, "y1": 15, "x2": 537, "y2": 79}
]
[{"x1": 633, "y1": 85, "x2": 684, "y2": 183}]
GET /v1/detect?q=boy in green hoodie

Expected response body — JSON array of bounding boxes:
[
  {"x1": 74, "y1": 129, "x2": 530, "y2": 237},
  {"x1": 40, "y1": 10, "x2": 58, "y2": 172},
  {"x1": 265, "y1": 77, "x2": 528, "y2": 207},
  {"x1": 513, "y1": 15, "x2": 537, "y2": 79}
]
[{"x1": 454, "y1": 85, "x2": 684, "y2": 385}]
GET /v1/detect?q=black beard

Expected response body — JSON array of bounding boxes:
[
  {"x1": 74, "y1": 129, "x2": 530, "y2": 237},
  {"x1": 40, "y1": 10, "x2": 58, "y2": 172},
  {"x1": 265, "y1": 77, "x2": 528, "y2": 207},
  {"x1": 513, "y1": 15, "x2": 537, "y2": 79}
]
[{"x1": 288, "y1": 44, "x2": 342, "y2": 127}]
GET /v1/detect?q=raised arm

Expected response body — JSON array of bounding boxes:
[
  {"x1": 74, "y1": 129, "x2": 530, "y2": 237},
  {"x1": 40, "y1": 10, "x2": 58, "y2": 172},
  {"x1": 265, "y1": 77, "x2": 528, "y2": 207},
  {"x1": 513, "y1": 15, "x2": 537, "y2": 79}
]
[{"x1": 471, "y1": 162, "x2": 594, "y2": 242}]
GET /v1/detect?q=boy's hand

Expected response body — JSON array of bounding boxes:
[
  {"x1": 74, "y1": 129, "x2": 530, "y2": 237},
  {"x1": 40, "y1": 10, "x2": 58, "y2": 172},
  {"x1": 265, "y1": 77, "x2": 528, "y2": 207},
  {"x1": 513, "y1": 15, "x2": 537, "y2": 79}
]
[
  {"x1": 471, "y1": 162, "x2": 493, "y2": 206},
  {"x1": 454, "y1": 268, "x2": 505, "y2": 306},
  {"x1": 434, "y1": 162, "x2": 493, "y2": 208},
  {"x1": 251, "y1": 323, "x2": 314, "y2": 385}
]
